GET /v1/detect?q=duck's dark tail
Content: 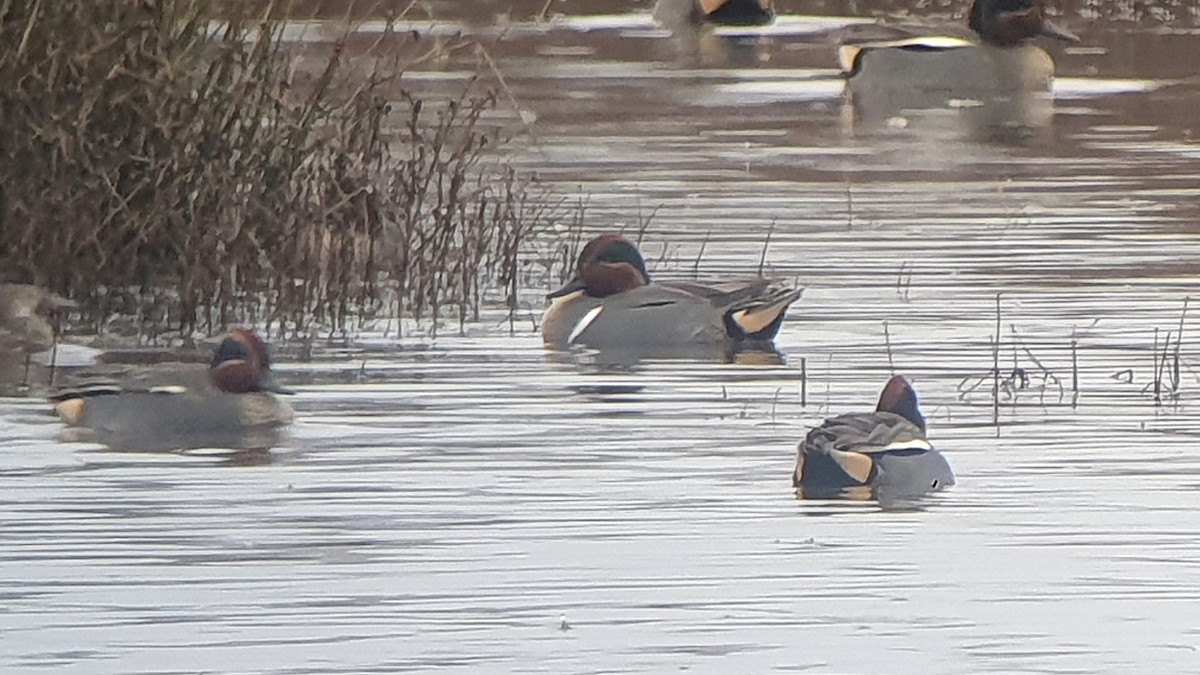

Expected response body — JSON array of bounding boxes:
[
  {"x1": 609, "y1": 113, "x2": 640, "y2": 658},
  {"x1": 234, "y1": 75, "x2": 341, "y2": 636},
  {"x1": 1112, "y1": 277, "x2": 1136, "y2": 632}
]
[{"x1": 725, "y1": 287, "x2": 803, "y2": 341}]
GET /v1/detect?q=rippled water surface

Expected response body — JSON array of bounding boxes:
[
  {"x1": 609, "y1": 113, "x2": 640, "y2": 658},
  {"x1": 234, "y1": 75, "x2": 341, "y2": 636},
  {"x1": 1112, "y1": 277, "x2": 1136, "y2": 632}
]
[{"x1": 4, "y1": 2, "x2": 1200, "y2": 673}]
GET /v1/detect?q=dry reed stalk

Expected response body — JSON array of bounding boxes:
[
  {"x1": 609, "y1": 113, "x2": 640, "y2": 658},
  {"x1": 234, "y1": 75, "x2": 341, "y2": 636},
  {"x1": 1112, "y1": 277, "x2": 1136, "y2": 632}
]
[
  {"x1": 883, "y1": 320, "x2": 895, "y2": 375},
  {"x1": 1071, "y1": 338, "x2": 1078, "y2": 408},
  {"x1": 757, "y1": 220, "x2": 775, "y2": 277},
  {"x1": 992, "y1": 293, "x2": 1001, "y2": 427},
  {"x1": 800, "y1": 356, "x2": 807, "y2": 408},
  {"x1": 692, "y1": 231, "x2": 710, "y2": 280}
]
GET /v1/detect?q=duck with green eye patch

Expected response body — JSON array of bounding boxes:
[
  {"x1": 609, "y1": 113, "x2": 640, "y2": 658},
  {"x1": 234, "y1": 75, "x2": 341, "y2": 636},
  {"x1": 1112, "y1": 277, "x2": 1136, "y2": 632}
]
[{"x1": 543, "y1": 234, "x2": 801, "y2": 362}]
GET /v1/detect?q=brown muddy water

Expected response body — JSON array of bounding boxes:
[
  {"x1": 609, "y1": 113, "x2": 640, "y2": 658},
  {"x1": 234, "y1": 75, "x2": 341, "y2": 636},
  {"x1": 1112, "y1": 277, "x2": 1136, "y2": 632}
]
[{"x1": 4, "y1": 2, "x2": 1200, "y2": 673}]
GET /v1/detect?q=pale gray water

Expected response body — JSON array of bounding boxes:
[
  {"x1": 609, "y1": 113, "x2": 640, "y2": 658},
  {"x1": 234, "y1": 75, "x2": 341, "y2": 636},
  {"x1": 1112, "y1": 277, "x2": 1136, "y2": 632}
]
[{"x1": 4, "y1": 2, "x2": 1200, "y2": 673}]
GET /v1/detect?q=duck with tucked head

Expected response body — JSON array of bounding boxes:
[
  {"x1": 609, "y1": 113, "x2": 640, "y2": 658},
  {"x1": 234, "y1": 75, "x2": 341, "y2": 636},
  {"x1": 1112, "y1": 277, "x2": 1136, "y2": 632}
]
[
  {"x1": 839, "y1": 0, "x2": 1080, "y2": 136},
  {"x1": 0, "y1": 284, "x2": 72, "y2": 356},
  {"x1": 794, "y1": 376, "x2": 954, "y2": 504},
  {"x1": 543, "y1": 234, "x2": 801, "y2": 359},
  {"x1": 0, "y1": 284, "x2": 73, "y2": 393},
  {"x1": 653, "y1": 0, "x2": 775, "y2": 31},
  {"x1": 50, "y1": 329, "x2": 293, "y2": 451}
]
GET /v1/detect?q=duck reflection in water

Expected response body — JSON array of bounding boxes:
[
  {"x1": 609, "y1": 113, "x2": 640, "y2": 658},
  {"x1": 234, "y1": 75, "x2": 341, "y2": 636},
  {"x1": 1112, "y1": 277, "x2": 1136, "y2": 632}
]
[
  {"x1": 838, "y1": 0, "x2": 1080, "y2": 143},
  {"x1": 794, "y1": 376, "x2": 955, "y2": 510},
  {"x1": 542, "y1": 234, "x2": 801, "y2": 366}
]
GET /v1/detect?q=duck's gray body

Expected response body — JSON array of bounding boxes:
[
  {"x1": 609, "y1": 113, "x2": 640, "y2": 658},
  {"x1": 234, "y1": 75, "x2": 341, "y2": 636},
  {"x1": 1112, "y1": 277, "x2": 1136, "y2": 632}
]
[
  {"x1": 68, "y1": 389, "x2": 289, "y2": 452},
  {"x1": 795, "y1": 411, "x2": 955, "y2": 502},
  {"x1": 55, "y1": 363, "x2": 292, "y2": 452},
  {"x1": 542, "y1": 278, "x2": 799, "y2": 359},
  {"x1": 843, "y1": 40, "x2": 1055, "y2": 96},
  {"x1": 842, "y1": 41, "x2": 1055, "y2": 138},
  {"x1": 544, "y1": 285, "x2": 726, "y2": 349}
]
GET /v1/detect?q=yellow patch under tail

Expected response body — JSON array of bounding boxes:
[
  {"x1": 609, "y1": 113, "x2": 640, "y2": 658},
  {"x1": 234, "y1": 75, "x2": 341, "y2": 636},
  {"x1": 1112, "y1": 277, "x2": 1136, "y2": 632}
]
[
  {"x1": 55, "y1": 398, "x2": 86, "y2": 427},
  {"x1": 729, "y1": 288, "x2": 802, "y2": 337},
  {"x1": 838, "y1": 44, "x2": 863, "y2": 74},
  {"x1": 828, "y1": 448, "x2": 874, "y2": 484}
]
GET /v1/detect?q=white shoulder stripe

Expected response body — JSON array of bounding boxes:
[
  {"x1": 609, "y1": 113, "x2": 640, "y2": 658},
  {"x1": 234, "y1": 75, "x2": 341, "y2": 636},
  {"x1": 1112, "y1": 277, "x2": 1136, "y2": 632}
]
[
  {"x1": 881, "y1": 438, "x2": 933, "y2": 452},
  {"x1": 567, "y1": 306, "x2": 604, "y2": 345}
]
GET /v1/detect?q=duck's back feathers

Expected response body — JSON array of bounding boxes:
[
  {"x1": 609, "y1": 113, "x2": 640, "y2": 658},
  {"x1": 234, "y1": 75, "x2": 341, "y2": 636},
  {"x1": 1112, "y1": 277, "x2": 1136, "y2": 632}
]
[{"x1": 805, "y1": 411, "x2": 930, "y2": 457}]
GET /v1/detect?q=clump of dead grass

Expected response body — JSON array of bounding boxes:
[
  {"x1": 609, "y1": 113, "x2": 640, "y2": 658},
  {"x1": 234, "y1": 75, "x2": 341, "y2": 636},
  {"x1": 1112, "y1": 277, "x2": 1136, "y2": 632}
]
[{"x1": 0, "y1": 0, "x2": 560, "y2": 338}]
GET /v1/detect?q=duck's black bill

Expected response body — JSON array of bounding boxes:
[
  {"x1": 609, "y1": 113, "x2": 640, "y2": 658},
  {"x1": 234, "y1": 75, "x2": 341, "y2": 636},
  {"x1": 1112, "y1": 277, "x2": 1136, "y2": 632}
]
[
  {"x1": 547, "y1": 277, "x2": 586, "y2": 300},
  {"x1": 1040, "y1": 19, "x2": 1079, "y2": 43}
]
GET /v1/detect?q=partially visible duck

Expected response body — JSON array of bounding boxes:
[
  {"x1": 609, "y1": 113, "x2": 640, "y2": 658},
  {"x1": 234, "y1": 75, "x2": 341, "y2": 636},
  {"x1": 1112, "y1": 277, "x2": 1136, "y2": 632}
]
[
  {"x1": 542, "y1": 234, "x2": 801, "y2": 359},
  {"x1": 50, "y1": 329, "x2": 293, "y2": 451},
  {"x1": 0, "y1": 284, "x2": 73, "y2": 393},
  {"x1": 0, "y1": 284, "x2": 72, "y2": 356},
  {"x1": 839, "y1": 0, "x2": 1080, "y2": 134},
  {"x1": 793, "y1": 376, "x2": 954, "y2": 503},
  {"x1": 653, "y1": 0, "x2": 775, "y2": 31},
  {"x1": 966, "y1": 0, "x2": 1079, "y2": 47}
]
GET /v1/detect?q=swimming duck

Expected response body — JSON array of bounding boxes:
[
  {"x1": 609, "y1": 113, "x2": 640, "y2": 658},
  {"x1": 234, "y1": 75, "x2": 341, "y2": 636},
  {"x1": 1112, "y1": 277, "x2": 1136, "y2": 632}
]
[
  {"x1": 542, "y1": 234, "x2": 801, "y2": 358},
  {"x1": 653, "y1": 0, "x2": 775, "y2": 31},
  {"x1": 793, "y1": 376, "x2": 954, "y2": 502},
  {"x1": 839, "y1": 0, "x2": 1079, "y2": 132},
  {"x1": 50, "y1": 329, "x2": 293, "y2": 451}
]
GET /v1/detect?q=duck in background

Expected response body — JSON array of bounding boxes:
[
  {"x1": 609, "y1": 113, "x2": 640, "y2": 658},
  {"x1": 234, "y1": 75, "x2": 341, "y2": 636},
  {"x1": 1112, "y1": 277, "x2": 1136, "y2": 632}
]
[
  {"x1": 0, "y1": 284, "x2": 73, "y2": 394},
  {"x1": 794, "y1": 375, "x2": 954, "y2": 507},
  {"x1": 651, "y1": 0, "x2": 777, "y2": 68},
  {"x1": 543, "y1": 233, "x2": 801, "y2": 362},
  {"x1": 50, "y1": 329, "x2": 293, "y2": 452},
  {"x1": 838, "y1": 0, "x2": 1080, "y2": 140},
  {"x1": 653, "y1": 0, "x2": 775, "y2": 31}
]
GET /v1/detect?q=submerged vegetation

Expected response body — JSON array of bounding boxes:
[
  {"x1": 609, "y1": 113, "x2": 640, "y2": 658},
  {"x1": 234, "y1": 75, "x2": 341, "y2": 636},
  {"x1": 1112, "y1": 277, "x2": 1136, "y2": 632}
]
[{"x1": 0, "y1": 0, "x2": 563, "y2": 337}]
